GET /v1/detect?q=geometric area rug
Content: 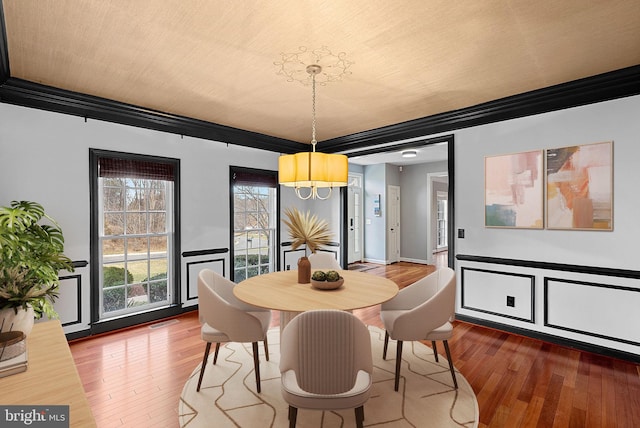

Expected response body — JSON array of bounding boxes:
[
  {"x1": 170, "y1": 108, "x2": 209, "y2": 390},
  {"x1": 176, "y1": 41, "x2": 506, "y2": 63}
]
[{"x1": 179, "y1": 326, "x2": 478, "y2": 427}]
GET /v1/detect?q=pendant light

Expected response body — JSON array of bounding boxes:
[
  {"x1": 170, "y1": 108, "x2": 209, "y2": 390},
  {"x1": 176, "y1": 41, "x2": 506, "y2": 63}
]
[{"x1": 278, "y1": 64, "x2": 348, "y2": 200}]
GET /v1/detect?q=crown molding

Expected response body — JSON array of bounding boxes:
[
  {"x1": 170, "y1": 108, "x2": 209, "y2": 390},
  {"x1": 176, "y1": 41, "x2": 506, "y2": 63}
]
[
  {"x1": 1, "y1": 2, "x2": 638, "y2": 154},
  {"x1": 0, "y1": 77, "x2": 301, "y2": 153},
  {"x1": 321, "y1": 65, "x2": 640, "y2": 153},
  {"x1": 2, "y1": 66, "x2": 636, "y2": 155}
]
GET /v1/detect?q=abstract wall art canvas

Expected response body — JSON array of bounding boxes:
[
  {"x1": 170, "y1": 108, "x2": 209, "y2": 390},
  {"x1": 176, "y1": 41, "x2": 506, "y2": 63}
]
[
  {"x1": 485, "y1": 150, "x2": 544, "y2": 228},
  {"x1": 546, "y1": 141, "x2": 613, "y2": 230}
]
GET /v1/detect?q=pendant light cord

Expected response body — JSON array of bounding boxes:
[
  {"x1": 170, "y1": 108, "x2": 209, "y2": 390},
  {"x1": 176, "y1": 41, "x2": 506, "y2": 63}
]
[{"x1": 311, "y1": 69, "x2": 317, "y2": 152}]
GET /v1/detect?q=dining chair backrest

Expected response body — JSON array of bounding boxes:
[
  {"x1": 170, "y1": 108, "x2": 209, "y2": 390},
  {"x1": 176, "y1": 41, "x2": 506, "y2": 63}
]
[
  {"x1": 279, "y1": 309, "x2": 372, "y2": 394},
  {"x1": 197, "y1": 269, "x2": 265, "y2": 342},
  {"x1": 386, "y1": 267, "x2": 456, "y2": 340},
  {"x1": 424, "y1": 266, "x2": 456, "y2": 306},
  {"x1": 308, "y1": 252, "x2": 341, "y2": 270}
]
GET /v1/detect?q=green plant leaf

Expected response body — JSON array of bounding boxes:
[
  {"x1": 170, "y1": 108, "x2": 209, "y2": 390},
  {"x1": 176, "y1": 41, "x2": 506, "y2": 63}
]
[{"x1": 0, "y1": 200, "x2": 73, "y2": 319}]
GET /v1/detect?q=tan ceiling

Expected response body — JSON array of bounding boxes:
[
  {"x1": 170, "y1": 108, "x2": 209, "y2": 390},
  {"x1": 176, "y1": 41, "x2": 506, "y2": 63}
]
[{"x1": 3, "y1": 0, "x2": 640, "y2": 148}]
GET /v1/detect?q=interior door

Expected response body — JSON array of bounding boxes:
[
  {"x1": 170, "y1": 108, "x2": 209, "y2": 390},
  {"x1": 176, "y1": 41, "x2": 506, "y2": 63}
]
[
  {"x1": 348, "y1": 174, "x2": 363, "y2": 264},
  {"x1": 387, "y1": 185, "x2": 400, "y2": 263}
]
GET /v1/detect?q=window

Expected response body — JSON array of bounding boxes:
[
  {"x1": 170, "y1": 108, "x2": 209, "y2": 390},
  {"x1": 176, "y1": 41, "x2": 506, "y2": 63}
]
[
  {"x1": 436, "y1": 191, "x2": 448, "y2": 249},
  {"x1": 230, "y1": 167, "x2": 278, "y2": 282},
  {"x1": 90, "y1": 150, "x2": 180, "y2": 329}
]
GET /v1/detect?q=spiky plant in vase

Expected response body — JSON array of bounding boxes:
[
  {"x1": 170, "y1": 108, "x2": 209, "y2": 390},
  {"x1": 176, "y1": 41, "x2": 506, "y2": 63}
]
[{"x1": 283, "y1": 208, "x2": 333, "y2": 283}]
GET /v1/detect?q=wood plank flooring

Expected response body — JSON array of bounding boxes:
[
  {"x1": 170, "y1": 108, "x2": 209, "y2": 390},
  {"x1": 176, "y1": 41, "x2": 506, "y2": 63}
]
[{"x1": 69, "y1": 261, "x2": 640, "y2": 427}]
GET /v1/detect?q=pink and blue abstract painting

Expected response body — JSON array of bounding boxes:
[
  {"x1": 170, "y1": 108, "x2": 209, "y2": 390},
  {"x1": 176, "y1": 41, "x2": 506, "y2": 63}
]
[{"x1": 485, "y1": 150, "x2": 544, "y2": 228}]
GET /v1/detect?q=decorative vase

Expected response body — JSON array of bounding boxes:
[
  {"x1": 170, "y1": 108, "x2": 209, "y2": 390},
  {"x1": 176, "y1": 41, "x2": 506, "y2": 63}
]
[
  {"x1": 0, "y1": 306, "x2": 35, "y2": 336},
  {"x1": 297, "y1": 256, "x2": 311, "y2": 284}
]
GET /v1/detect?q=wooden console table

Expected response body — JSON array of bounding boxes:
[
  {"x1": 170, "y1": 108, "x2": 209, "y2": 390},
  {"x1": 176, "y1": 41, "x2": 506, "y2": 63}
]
[{"x1": 1, "y1": 320, "x2": 96, "y2": 427}]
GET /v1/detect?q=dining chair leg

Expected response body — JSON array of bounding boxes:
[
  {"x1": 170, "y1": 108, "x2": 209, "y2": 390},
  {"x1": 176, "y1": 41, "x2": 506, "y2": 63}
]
[
  {"x1": 196, "y1": 342, "x2": 212, "y2": 392},
  {"x1": 213, "y1": 342, "x2": 221, "y2": 364},
  {"x1": 443, "y1": 340, "x2": 458, "y2": 389},
  {"x1": 355, "y1": 405, "x2": 365, "y2": 428},
  {"x1": 288, "y1": 406, "x2": 298, "y2": 428},
  {"x1": 252, "y1": 342, "x2": 261, "y2": 393},
  {"x1": 431, "y1": 340, "x2": 439, "y2": 362},
  {"x1": 394, "y1": 340, "x2": 403, "y2": 391},
  {"x1": 383, "y1": 330, "x2": 390, "y2": 360},
  {"x1": 263, "y1": 338, "x2": 270, "y2": 361}
]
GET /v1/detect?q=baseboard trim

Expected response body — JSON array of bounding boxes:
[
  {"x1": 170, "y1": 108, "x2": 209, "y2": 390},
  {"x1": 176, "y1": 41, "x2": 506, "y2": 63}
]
[
  {"x1": 455, "y1": 313, "x2": 640, "y2": 364},
  {"x1": 66, "y1": 305, "x2": 198, "y2": 341},
  {"x1": 399, "y1": 257, "x2": 429, "y2": 265}
]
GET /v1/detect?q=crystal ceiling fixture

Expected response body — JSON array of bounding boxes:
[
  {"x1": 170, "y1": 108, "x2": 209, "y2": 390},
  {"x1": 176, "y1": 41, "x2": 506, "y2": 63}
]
[
  {"x1": 276, "y1": 47, "x2": 351, "y2": 200},
  {"x1": 402, "y1": 150, "x2": 418, "y2": 158}
]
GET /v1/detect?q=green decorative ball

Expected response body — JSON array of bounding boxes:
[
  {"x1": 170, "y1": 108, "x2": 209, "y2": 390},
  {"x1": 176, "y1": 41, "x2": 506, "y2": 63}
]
[
  {"x1": 311, "y1": 271, "x2": 327, "y2": 281},
  {"x1": 325, "y1": 270, "x2": 340, "y2": 282}
]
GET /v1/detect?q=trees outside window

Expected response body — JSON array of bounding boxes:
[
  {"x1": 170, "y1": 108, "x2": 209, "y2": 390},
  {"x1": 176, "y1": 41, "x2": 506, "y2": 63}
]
[
  {"x1": 91, "y1": 151, "x2": 179, "y2": 323},
  {"x1": 231, "y1": 168, "x2": 278, "y2": 282}
]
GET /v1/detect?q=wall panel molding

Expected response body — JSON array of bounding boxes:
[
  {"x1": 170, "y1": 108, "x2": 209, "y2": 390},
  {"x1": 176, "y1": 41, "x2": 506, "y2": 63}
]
[
  {"x1": 461, "y1": 267, "x2": 535, "y2": 323},
  {"x1": 57, "y1": 274, "x2": 83, "y2": 327},
  {"x1": 185, "y1": 258, "x2": 226, "y2": 301},
  {"x1": 457, "y1": 254, "x2": 640, "y2": 362},
  {"x1": 544, "y1": 277, "x2": 640, "y2": 347},
  {"x1": 456, "y1": 254, "x2": 640, "y2": 279}
]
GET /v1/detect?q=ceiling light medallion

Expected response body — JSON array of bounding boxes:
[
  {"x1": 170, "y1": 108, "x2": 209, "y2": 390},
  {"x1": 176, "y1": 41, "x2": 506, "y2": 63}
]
[{"x1": 276, "y1": 47, "x2": 351, "y2": 200}]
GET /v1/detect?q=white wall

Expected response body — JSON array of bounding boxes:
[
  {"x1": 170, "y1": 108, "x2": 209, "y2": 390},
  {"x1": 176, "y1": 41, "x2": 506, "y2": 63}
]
[
  {"x1": 363, "y1": 164, "x2": 387, "y2": 263},
  {"x1": 455, "y1": 95, "x2": 639, "y2": 268},
  {"x1": 0, "y1": 103, "x2": 280, "y2": 333},
  {"x1": 399, "y1": 160, "x2": 448, "y2": 263},
  {"x1": 279, "y1": 186, "x2": 342, "y2": 270},
  {"x1": 454, "y1": 94, "x2": 640, "y2": 356}
]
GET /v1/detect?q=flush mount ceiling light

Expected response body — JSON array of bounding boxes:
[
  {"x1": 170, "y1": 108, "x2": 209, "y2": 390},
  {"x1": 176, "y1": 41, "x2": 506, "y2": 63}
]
[
  {"x1": 402, "y1": 150, "x2": 418, "y2": 158},
  {"x1": 275, "y1": 47, "x2": 352, "y2": 200}
]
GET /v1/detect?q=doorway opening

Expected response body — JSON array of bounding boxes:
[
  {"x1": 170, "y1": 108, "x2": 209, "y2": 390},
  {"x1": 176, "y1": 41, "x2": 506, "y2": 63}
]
[{"x1": 347, "y1": 173, "x2": 364, "y2": 264}]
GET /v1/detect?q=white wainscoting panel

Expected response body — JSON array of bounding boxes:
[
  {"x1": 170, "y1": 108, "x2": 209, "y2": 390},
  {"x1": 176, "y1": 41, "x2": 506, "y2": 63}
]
[
  {"x1": 545, "y1": 278, "x2": 640, "y2": 346},
  {"x1": 183, "y1": 256, "x2": 227, "y2": 304},
  {"x1": 282, "y1": 248, "x2": 306, "y2": 272},
  {"x1": 461, "y1": 267, "x2": 535, "y2": 322}
]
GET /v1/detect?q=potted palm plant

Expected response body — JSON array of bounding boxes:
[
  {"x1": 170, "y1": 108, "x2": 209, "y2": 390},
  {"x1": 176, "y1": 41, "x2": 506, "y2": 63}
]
[
  {"x1": 283, "y1": 207, "x2": 333, "y2": 283},
  {"x1": 0, "y1": 201, "x2": 74, "y2": 335}
]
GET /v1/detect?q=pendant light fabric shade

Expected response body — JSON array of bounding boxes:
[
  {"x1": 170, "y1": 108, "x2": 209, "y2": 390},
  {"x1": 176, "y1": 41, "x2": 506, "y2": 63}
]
[{"x1": 279, "y1": 152, "x2": 348, "y2": 189}]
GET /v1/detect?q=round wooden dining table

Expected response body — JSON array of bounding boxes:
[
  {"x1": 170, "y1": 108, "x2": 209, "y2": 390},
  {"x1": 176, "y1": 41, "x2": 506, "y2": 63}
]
[{"x1": 234, "y1": 269, "x2": 398, "y2": 330}]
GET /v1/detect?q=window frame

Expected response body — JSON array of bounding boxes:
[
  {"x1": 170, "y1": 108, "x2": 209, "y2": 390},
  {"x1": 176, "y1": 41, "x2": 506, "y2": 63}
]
[
  {"x1": 229, "y1": 166, "x2": 280, "y2": 282},
  {"x1": 89, "y1": 149, "x2": 182, "y2": 334}
]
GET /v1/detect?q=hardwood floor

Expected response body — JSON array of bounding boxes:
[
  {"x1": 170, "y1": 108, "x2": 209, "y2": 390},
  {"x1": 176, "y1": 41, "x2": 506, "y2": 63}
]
[{"x1": 69, "y1": 261, "x2": 640, "y2": 427}]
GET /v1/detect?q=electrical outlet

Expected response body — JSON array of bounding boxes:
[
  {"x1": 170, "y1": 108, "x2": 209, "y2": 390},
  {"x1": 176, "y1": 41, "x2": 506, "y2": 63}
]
[
  {"x1": 506, "y1": 296, "x2": 515, "y2": 307},
  {"x1": 286, "y1": 265, "x2": 290, "y2": 270},
  {"x1": 457, "y1": 228, "x2": 465, "y2": 238}
]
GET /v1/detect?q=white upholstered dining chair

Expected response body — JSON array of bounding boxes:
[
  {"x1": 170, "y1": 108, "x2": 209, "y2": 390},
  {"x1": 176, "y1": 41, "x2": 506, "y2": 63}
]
[
  {"x1": 279, "y1": 310, "x2": 373, "y2": 428},
  {"x1": 308, "y1": 252, "x2": 341, "y2": 270},
  {"x1": 380, "y1": 267, "x2": 458, "y2": 391},
  {"x1": 196, "y1": 269, "x2": 272, "y2": 392}
]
